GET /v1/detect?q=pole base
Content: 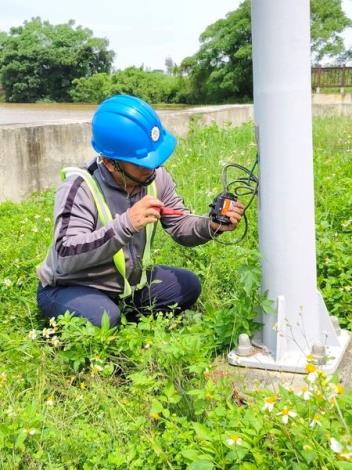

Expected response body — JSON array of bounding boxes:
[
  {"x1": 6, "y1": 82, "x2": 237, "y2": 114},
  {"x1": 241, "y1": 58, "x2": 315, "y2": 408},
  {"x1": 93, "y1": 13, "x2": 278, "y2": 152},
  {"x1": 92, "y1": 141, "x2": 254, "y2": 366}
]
[{"x1": 228, "y1": 329, "x2": 350, "y2": 374}]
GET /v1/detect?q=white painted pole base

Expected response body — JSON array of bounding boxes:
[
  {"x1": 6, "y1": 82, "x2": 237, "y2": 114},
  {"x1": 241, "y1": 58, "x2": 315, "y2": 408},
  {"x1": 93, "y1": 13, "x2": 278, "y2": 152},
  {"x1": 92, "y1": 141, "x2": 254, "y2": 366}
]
[{"x1": 228, "y1": 292, "x2": 351, "y2": 374}]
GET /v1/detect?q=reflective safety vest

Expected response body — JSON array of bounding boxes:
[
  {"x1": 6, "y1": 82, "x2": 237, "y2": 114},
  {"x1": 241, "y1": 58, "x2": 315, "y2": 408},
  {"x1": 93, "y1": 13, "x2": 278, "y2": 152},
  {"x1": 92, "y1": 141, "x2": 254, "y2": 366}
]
[{"x1": 60, "y1": 167, "x2": 158, "y2": 298}]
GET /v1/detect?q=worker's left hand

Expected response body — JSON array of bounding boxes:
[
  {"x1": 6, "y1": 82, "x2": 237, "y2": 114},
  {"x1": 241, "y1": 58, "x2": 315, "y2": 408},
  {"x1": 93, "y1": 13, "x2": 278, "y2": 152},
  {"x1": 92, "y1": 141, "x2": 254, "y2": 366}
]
[{"x1": 210, "y1": 201, "x2": 244, "y2": 233}]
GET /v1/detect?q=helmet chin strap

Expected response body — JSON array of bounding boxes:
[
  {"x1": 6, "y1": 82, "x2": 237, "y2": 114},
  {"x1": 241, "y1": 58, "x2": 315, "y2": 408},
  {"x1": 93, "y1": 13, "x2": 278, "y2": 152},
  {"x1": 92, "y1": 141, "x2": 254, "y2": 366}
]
[{"x1": 113, "y1": 161, "x2": 156, "y2": 187}]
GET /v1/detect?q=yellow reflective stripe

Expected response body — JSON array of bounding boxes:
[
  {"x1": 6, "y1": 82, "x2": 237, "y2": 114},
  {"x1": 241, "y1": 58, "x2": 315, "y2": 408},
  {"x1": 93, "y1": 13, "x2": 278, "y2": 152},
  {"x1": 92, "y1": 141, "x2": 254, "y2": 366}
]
[
  {"x1": 137, "y1": 181, "x2": 158, "y2": 290},
  {"x1": 62, "y1": 167, "x2": 111, "y2": 225},
  {"x1": 149, "y1": 180, "x2": 157, "y2": 198},
  {"x1": 61, "y1": 167, "x2": 132, "y2": 298},
  {"x1": 113, "y1": 252, "x2": 131, "y2": 298}
]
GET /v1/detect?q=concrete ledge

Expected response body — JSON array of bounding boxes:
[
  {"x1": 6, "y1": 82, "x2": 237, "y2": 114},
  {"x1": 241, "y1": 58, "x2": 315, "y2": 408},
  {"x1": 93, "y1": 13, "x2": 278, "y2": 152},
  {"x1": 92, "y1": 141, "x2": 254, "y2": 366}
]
[
  {"x1": 313, "y1": 103, "x2": 352, "y2": 117},
  {"x1": 0, "y1": 103, "x2": 351, "y2": 202},
  {"x1": 0, "y1": 122, "x2": 94, "y2": 202},
  {"x1": 312, "y1": 93, "x2": 352, "y2": 105},
  {"x1": 0, "y1": 105, "x2": 253, "y2": 202},
  {"x1": 160, "y1": 104, "x2": 254, "y2": 137}
]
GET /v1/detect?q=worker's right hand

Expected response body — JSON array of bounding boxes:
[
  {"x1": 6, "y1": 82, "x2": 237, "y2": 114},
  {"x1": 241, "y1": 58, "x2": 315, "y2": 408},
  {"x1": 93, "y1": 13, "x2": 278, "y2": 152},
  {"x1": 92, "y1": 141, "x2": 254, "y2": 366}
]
[{"x1": 127, "y1": 195, "x2": 163, "y2": 231}]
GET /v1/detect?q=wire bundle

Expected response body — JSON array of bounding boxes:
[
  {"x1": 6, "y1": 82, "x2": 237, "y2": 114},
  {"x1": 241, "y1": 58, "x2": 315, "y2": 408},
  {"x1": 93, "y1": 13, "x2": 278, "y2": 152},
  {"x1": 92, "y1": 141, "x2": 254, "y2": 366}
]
[{"x1": 211, "y1": 156, "x2": 259, "y2": 245}]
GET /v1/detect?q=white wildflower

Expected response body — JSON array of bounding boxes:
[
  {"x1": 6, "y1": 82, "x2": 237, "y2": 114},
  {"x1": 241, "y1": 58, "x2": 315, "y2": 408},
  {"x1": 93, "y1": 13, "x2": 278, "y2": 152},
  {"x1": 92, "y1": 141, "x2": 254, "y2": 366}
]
[
  {"x1": 49, "y1": 317, "x2": 58, "y2": 328},
  {"x1": 277, "y1": 406, "x2": 297, "y2": 424},
  {"x1": 309, "y1": 415, "x2": 322, "y2": 428},
  {"x1": 24, "y1": 428, "x2": 37, "y2": 436},
  {"x1": 226, "y1": 435, "x2": 243, "y2": 446},
  {"x1": 90, "y1": 363, "x2": 104, "y2": 375},
  {"x1": 28, "y1": 330, "x2": 37, "y2": 340},
  {"x1": 296, "y1": 385, "x2": 313, "y2": 401},
  {"x1": 3, "y1": 278, "x2": 12, "y2": 288},
  {"x1": 328, "y1": 383, "x2": 344, "y2": 400},
  {"x1": 329, "y1": 438, "x2": 352, "y2": 461},
  {"x1": 42, "y1": 328, "x2": 55, "y2": 338},
  {"x1": 330, "y1": 438, "x2": 343, "y2": 454},
  {"x1": 305, "y1": 363, "x2": 318, "y2": 383},
  {"x1": 51, "y1": 336, "x2": 61, "y2": 348},
  {"x1": 262, "y1": 395, "x2": 278, "y2": 412},
  {"x1": 46, "y1": 396, "x2": 54, "y2": 406}
]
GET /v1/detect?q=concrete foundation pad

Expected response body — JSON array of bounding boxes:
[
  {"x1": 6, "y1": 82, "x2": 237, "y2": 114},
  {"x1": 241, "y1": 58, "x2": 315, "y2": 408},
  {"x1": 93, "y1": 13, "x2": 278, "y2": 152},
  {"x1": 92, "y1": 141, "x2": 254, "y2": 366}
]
[
  {"x1": 228, "y1": 330, "x2": 351, "y2": 374},
  {"x1": 214, "y1": 335, "x2": 352, "y2": 393}
]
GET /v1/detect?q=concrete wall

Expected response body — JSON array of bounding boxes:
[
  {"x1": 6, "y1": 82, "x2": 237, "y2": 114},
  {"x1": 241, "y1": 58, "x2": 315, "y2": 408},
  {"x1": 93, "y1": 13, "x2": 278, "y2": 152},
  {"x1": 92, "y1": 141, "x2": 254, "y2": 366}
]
[
  {"x1": 0, "y1": 102, "x2": 351, "y2": 202},
  {"x1": 312, "y1": 93, "x2": 352, "y2": 105},
  {"x1": 0, "y1": 122, "x2": 94, "y2": 202},
  {"x1": 0, "y1": 105, "x2": 253, "y2": 202},
  {"x1": 312, "y1": 103, "x2": 352, "y2": 117}
]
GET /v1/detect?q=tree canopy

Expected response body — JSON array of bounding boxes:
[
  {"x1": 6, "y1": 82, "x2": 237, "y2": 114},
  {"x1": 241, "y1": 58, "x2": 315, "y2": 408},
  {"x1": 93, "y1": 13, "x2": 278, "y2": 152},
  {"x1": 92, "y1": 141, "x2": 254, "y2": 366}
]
[
  {"x1": 0, "y1": 3, "x2": 350, "y2": 104},
  {"x1": 0, "y1": 18, "x2": 114, "y2": 102},
  {"x1": 180, "y1": 0, "x2": 352, "y2": 103},
  {"x1": 70, "y1": 67, "x2": 180, "y2": 104},
  {"x1": 311, "y1": 0, "x2": 351, "y2": 62}
]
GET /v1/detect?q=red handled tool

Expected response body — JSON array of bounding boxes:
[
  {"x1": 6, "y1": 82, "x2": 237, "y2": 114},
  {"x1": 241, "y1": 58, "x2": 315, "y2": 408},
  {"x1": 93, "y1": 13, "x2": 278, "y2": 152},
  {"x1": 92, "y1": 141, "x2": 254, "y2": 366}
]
[{"x1": 154, "y1": 206, "x2": 184, "y2": 217}]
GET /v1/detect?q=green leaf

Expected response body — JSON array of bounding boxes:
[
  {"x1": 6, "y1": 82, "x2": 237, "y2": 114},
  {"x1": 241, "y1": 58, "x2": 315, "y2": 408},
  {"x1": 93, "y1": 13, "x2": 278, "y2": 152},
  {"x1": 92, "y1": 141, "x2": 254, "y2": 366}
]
[
  {"x1": 192, "y1": 422, "x2": 212, "y2": 441},
  {"x1": 100, "y1": 311, "x2": 111, "y2": 331},
  {"x1": 108, "y1": 450, "x2": 125, "y2": 466},
  {"x1": 336, "y1": 463, "x2": 352, "y2": 469},
  {"x1": 239, "y1": 267, "x2": 257, "y2": 295},
  {"x1": 182, "y1": 449, "x2": 211, "y2": 461},
  {"x1": 188, "y1": 460, "x2": 214, "y2": 470},
  {"x1": 261, "y1": 294, "x2": 274, "y2": 314},
  {"x1": 150, "y1": 399, "x2": 164, "y2": 415},
  {"x1": 15, "y1": 430, "x2": 27, "y2": 450}
]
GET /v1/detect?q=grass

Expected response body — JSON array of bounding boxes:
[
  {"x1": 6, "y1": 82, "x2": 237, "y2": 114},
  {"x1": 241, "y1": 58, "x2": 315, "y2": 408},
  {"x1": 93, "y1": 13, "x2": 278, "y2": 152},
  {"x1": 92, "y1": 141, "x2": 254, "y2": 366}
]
[
  {"x1": 313, "y1": 88, "x2": 352, "y2": 94},
  {"x1": 0, "y1": 117, "x2": 351, "y2": 468}
]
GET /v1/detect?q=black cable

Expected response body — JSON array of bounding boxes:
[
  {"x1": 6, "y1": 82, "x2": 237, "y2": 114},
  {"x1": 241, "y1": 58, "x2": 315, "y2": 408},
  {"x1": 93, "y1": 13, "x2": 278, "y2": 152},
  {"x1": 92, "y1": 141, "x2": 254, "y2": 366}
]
[{"x1": 209, "y1": 155, "x2": 259, "y2": 245}]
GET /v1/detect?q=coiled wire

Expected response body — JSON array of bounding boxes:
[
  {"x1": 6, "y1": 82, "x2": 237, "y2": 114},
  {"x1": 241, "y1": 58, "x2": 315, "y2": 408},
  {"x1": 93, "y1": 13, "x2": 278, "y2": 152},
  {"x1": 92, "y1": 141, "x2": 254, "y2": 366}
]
[{"x1": 210, "y1": 155, "x2": 259, "y2": 245}]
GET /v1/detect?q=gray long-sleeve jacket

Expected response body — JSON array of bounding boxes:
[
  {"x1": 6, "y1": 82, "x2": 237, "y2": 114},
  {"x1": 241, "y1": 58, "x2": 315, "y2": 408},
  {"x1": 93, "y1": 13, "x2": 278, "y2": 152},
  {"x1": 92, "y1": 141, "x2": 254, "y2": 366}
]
[{"x1": 37, "y1": 159, "x2": 215, "y2": 294}]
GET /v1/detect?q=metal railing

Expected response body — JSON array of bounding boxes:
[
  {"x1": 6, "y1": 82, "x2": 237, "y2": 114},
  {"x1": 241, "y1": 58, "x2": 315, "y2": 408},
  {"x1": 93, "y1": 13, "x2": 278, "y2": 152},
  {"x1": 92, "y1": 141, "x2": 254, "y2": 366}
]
[{"x1": 312, "y1": 66, "x2": 352, "y2": 90}]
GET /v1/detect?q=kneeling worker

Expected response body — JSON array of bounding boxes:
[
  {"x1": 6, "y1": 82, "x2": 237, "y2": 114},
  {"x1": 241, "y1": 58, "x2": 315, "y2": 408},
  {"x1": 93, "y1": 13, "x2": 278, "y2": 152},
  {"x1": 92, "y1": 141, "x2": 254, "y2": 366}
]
[{"x1": 36, "y1": 95, "x2": 244, "y2": 326}]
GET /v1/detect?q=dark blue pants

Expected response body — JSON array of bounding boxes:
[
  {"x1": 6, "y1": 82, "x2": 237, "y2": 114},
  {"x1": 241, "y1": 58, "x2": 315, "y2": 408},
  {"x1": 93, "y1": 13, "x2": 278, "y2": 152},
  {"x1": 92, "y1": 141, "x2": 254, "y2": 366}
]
[{"x1": 37, "y1": 265, "x2": 201, "y2": 327}]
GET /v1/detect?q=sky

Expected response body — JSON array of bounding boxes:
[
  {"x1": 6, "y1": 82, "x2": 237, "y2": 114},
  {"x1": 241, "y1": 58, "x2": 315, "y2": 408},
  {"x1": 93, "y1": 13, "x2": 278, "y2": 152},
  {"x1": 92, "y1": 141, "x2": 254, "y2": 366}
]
[
  {"x1": 0, "y1": 0, "x2": 239, "y2": 70},
  {"x1": 0, "y1": 0, "x2": 351, "y2": 71}
]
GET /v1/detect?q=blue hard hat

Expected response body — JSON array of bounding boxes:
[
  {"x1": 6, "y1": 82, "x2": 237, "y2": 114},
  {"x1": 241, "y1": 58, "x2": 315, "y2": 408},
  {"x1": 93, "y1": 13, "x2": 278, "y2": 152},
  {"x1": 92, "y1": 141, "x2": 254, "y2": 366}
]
[{"x1": 91, "y1": 94, "x2": 177, "y2": 169}]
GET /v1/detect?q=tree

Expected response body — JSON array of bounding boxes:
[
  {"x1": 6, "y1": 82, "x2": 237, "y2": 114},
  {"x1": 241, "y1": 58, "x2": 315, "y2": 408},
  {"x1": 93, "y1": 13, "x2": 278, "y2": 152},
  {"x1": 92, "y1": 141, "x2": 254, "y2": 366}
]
[
  {"x1": 180, "y1": 0, "x2": 351, "y2": 104},
  {"x1": 0, "y1": 18, "x2": 115, "y2": 102},
  {"x1": 70, "y1": 66, "x2": 180, "y2": 104},
  {"x1": 69, "y1": 73, "x2": 112, "y2": 103},
  {"x1": 311, "y1": 0, "x2": 351, "y2": 62}
]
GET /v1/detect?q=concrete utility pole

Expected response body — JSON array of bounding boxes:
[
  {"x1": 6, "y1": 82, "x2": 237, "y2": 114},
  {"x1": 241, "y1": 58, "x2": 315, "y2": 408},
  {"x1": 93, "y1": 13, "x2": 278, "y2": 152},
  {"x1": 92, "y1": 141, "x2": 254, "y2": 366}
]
[{"x1": 228, "y1": 0, "x2": 350, "y2": 372}]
